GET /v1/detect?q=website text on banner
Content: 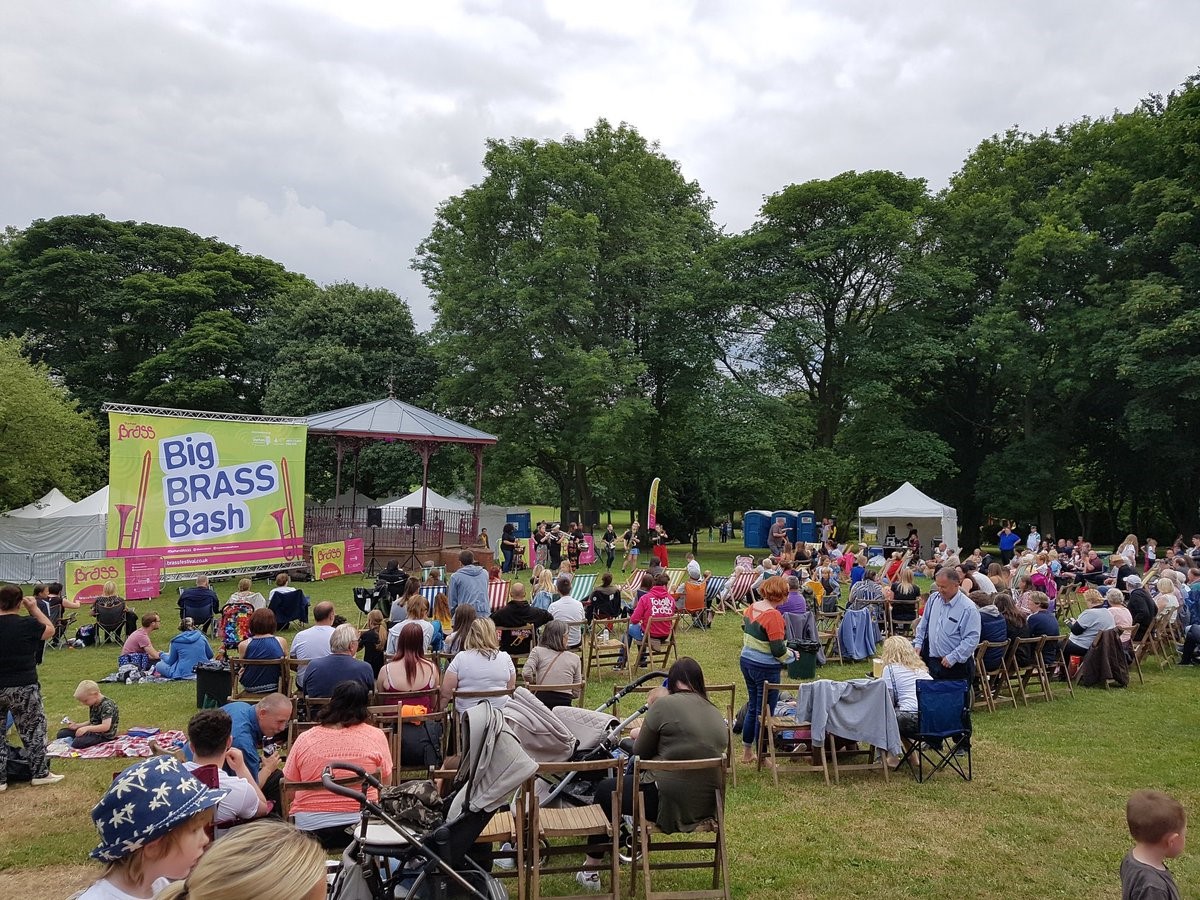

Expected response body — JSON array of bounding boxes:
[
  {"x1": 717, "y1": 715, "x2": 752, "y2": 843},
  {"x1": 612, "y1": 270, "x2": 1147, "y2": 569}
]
[
  {"x1": 105, "y1": 411, "x2": 307, "y2": 575},
  {"x1": 311, "y1": 539, "x2": 364, "y2": 580},
  {"x1": 64, "y1": 557, "x2": 162, "y2": 603}
]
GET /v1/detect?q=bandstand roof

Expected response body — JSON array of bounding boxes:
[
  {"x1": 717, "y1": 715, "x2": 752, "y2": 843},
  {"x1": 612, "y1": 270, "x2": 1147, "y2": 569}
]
[{"x1": 305, "y1": 398, "x2": 496, "y2": 445}]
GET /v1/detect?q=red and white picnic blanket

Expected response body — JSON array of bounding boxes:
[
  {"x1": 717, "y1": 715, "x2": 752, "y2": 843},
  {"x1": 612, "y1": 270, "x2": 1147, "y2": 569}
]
[{"x1": 45, "y1": 729, "x2": 187, "y2": 759}]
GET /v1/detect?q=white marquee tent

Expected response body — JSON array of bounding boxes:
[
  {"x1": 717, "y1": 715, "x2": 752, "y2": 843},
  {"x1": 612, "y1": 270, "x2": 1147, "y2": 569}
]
[
  {"x1": 857, "y1": 482, "x2": 959, "y2": 553},
  {"x1": 0, "y1": 487, "x2": 109, "y2": 581},
  {"x1": 380, "y1": 488, "x2": 472, "y2": 514}
]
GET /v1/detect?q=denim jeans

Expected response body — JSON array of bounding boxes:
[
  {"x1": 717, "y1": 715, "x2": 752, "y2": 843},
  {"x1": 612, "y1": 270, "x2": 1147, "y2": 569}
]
[
  {"x1": 739, "y1": 656, "x2": 783, "y2": 749},
  {"x1": 617, "y1": 624, "x2": 645, "y2": 666},
  {"x1": 501, "y1": 547, "x2": 514, "y2": 573}
]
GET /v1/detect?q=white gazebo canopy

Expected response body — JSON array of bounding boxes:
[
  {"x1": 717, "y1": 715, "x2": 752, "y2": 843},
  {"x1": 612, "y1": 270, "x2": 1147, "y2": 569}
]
[
  {"x1": 857, "y1": 482, "x2": 959, "y2": 552},
  {"x1": 381, "y1": 488, "x2": 472, "y2": 513},
  {"x1": 4, "y1": 488, "x2": 75, "y2": 518}
]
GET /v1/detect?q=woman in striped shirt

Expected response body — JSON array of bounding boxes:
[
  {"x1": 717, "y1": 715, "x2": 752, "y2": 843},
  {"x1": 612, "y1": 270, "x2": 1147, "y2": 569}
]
[{"x1": 739, "y1": 575, "x2": 795, "y2": 765}]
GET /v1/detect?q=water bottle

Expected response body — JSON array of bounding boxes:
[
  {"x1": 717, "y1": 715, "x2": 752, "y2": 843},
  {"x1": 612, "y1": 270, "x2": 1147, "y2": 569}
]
[{"x1": 600, "y1": 627, "x2": 610, "y2": 643}]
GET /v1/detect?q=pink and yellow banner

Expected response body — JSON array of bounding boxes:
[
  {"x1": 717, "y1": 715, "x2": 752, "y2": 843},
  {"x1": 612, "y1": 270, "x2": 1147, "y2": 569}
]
[
  {"x1": 106, "y1": 410, "x2": 307, "y2": 574},
  {"x1": 647, "y1": 477, "x2": 661, "y2": 532},
  {"x1": 64, "y1": 557, "x2": 162, "y2": 603},
  {"x1": 311, "y1": 538, "x2": 364, "y2": 580}
]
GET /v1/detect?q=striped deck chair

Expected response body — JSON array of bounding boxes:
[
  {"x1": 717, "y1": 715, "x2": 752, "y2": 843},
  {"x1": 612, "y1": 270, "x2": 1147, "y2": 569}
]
[
  {"x1": 664, "y1": 568, "x2": 687, "y2": 594},
  {"x1": 619, "y1": 569, "x2": 648, "y2": 600},
  {"x1": 569, "y1": 573, "x2": 597, "y2": 602},
  {"x1": 705, "y1": 576, "x2": 731, "y2": 613},
  {"x1": 421, "y1": 564, "x2": 447, "y2": 583},
  {"x1": 488, "y1": 579, "x2": 510, "y2": 613},
  {"x1": 724, "y1": 570, "x2": 758, "y2": 608},
  {"x1": 419, "y1": 585, "x2": 444, "y2": 608}
]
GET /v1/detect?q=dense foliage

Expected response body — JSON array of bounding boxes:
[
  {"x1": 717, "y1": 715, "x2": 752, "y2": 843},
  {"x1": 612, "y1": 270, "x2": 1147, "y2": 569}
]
[{"x1": 3, "y1": 75, "x2": 1200, "y2": 544}]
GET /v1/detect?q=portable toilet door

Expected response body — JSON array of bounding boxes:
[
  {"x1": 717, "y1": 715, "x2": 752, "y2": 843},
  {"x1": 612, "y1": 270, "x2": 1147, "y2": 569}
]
[
  {"x1": 505, "y1": 512, "x2": 532, "y2": 539},
  {"x1": 796, "y1": 510, "x2": 817, "y2": 543},
  {"x1": 770, "y1": 510, "x2": 798, "y2": 546},
  {"x1": 742, "y1": 510, "x2": 771, "y2": 549}
]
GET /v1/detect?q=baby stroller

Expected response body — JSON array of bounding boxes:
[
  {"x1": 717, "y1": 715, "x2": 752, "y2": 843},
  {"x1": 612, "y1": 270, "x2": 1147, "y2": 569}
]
[
  {"x1": 219, "y1": 601, "x2": 254, "y2": 650},
  {"x1": 327, "y1": 702, "x2": 537, "y2": 900},
  {"x1": 503, "y1": 672, "x2": 667, "y2": 807}
]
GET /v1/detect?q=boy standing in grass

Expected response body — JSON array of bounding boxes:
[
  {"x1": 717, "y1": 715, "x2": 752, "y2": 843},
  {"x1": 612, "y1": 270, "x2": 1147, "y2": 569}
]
[
  {"x1": 1121, "y1": 789, "x2": 1185, "y2": 900},
  {"x1": 58, "y1": 679, "x2": 119, "y2": 749}
]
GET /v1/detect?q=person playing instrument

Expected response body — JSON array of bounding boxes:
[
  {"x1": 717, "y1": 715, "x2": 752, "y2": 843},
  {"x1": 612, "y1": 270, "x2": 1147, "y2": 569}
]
[
  {"x1": 621, "y1": 521, "x2": 641, "y2": 573},
  {"x1": 601, "y1": 524, "x2": 617, "y2": 570}
]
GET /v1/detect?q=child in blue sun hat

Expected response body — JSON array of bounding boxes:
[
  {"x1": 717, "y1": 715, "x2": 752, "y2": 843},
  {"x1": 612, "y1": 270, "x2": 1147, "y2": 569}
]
[{"x1": 73, "y1": 756, "x2": 226, "y2": 900}]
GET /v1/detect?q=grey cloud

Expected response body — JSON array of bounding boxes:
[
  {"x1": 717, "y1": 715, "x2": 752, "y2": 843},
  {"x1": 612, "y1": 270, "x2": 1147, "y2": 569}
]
[{"x1": 3, "y1": 0, "x2": 1198, "y2": 327}]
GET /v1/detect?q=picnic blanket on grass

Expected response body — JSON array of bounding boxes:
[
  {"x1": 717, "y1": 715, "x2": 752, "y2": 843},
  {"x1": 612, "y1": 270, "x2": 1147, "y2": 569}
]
[{"x1": 45, "y1": 729, "x2": 187, "y2": 759}]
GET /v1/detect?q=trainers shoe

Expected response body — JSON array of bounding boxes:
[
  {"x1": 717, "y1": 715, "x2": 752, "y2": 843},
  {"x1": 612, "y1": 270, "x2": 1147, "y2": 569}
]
[
  {"x1": 575, "y1": 871, "x2": 601, "y2": 892},
  {"x1": 494, "y1": 842, "x2": 515, "y2": 870},
  {"x1": 31, "y1": 773, "x2": 64, "y2": 786},
  {"x1": 0, "y1": 782, "x2": 7, "y2": 792}
]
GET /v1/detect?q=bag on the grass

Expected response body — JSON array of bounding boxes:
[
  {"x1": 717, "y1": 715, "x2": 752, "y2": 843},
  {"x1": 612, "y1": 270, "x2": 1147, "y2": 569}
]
[
  {"x1": 5, "y1": 743, "x2": 33, "y2": 782},
  {"x1": 74, "y1": 624, "x2": 96, "y2": 646}
]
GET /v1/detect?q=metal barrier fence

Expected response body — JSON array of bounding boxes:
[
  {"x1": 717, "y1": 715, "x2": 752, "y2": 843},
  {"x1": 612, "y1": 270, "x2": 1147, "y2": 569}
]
[
  {"x1": 0, "y1": 550, "x2": 108, "y2": 584},
  {"x1": 304, "y1": 505, "x2": 478, "y2": 551}
]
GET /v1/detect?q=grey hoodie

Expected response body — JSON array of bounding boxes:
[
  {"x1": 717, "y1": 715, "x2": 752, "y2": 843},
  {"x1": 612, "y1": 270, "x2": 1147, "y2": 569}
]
[{"x1": 449, "y1": 564, "x2": 491, "y2": 618}]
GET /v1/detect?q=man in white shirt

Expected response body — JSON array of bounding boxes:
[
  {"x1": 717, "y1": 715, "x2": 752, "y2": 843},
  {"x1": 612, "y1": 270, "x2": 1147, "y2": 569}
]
[
  {"x1": 182, "y1": 708, "x2": 270, "y2": 829},
  {"x1": 547, "y1": 577, "x2": 585, "y2": 649},
  {"x1": 1026, "y1": 527, "x2": 1041, "y2": 554},
  {"x1": 289, "y1": 601, "x2": 336, "y2": 660}
]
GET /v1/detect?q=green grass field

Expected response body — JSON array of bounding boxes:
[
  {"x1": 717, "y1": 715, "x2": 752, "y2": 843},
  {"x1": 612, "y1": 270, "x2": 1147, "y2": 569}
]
[{"x1": 2, "y1": 539, "x2": 1197, "y2": 898}]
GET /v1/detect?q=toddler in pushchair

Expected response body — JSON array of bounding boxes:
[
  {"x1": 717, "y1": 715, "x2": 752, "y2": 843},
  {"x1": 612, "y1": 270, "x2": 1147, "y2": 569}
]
[{"x1": 327, "y1": 702, "x2": 536, "y2": 900}]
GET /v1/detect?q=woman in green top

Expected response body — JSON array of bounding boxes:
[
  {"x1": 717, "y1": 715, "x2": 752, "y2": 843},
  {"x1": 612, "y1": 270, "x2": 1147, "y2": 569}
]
[{"x1": 574, "y1": 657, "x2": 729, "y2": 892}]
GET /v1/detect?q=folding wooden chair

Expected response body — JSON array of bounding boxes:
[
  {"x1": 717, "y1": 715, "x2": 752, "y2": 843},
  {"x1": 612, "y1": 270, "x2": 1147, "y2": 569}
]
[
  {"x1": 278, "y1": 768, "x2": 377, "y2": 822},
  {"x1": 530, "y1": 757, "x2": 623, "y2": 900},
  {"x1": 294, "y1": 695, "x2": 330, "y2": 723},
  {"x1": 1039, "y1": 634, "x2": 1076, "y2": 700},
  {"x1": 284, "y1": 658, "x2": 309, "y2": 695},
  {"x1": 1124, "y1": 627, "x2": 1149, "y2": 685},
  {"x1": 629, "y1": 757, "x2": 731, "y2": 900},
  {"x1": 389, "y1": 708, "x2": 448, "y2": 784},
  {"x1": 630, "y1": 615, "x2": 680, "y2": 677},
  {"x1": 1117, "y1": 626, "x2": 1143, "y2": 685},
  {"x1": 973, "y1": 641, "x2": 1017, "y2": 712},
  {"x1": 228, "y1": 658, "x2": 289, "y2": 701},
  {"x1": 758, "y1": 682, "x2": 830, "y2": 786},
  {"x1": 1012, "y1": 636, "x2": 1052, "y2": 703},
  {"x1": 585, "y1": 618, "x2": 629, "y2": 680},
  {"x1": 473, "y1": 776, "x2": 528, "y2": 900},
  {"x1": 706, "y1": 683, "x2": 738, "y2": 788},
  {"x1": 817, "y1": 610, "x2": 844, "y2": 665}
]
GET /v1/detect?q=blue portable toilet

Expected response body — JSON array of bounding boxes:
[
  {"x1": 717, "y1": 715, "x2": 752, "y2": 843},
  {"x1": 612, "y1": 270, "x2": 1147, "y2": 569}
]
[
  {"x1": 505, "y1": 512, "x2": 532, "y2": 539},
  {"x1": 796, "y1": 510, "x2": 817, "y2": 543},
  {"x1": 770, "y1": 510, "x2": 799, "y2": 545},
  {"x1": 742, "y1": 510, "x2": 771, "y2": 549}
]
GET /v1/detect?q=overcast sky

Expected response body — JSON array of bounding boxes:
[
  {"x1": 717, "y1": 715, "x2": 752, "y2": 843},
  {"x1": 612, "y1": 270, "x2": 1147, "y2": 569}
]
[{"x1": 4, "y1": 0, "x2": 1198, "y2": 327}]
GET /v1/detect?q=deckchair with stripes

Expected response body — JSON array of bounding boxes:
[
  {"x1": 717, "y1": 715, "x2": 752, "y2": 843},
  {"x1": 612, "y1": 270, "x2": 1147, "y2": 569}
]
[
  {"x1": 569, "y1": 573, "x2": 597, "y2": 602},
  {"x1": 488, "y1": 579, "x2": 510, "y2": 613}
]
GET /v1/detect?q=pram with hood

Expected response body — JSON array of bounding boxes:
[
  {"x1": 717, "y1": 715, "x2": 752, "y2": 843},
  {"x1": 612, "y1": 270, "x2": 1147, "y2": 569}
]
[
  {"x1": 327, "y1": 702, "x2": 537, "y2": 900},
  {"x1": 503, "y1": 672, "x2": 668, "y2": 808}
]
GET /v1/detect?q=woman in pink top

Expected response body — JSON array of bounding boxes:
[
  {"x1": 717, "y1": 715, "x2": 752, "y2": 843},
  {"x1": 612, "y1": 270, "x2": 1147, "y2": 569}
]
[
  {"x1": 282, "y1": 681, "x2": 392, "y2": 850},
  {"x1": 620, "y1": 572, "x2": 676, "y2": 667}
]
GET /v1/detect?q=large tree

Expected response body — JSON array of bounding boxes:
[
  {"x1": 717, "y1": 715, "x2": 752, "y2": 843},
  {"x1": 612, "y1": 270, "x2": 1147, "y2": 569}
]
[
  {"x1": 0, "y1": 214, "x2": 304, "y2": 413},
  {"x1": 260, "y1": 281, "x2": 435, "y2": 501},
  {"x1": 0, "y1": 337, "x2": 103, "y2": 508},
  {"x1": 416, "y1": 120, "x2": 722, "y2": 523},
  {"x1": 715, "y1": 170, "x2": 959, "y2": 516}
]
